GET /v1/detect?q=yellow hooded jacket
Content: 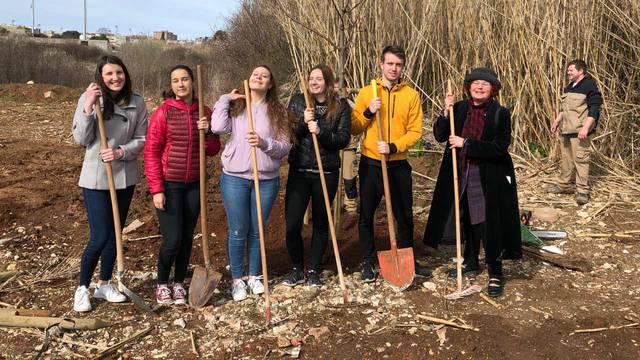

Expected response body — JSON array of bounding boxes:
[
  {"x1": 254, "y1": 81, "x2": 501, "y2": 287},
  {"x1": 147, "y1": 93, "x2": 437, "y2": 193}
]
[{"x1": 351, "y1": 79, "x2": 423, "y2": 161}]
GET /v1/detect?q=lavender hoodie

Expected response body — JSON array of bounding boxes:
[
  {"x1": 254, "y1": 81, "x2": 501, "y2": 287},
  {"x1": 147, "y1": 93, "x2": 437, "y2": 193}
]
[{"x1": 211, "y1": 95, "x2": 291, "y2": 180}]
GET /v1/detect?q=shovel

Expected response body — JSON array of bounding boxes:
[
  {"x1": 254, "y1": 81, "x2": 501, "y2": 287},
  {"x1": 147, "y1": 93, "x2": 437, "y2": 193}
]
[
  {"x1": 94, "y1": 98, "x2": 155, "y2": 315},
  {"x1": 443, "y1": 80, "x2": 480, "y2": 300},
  {"x1": 244, "y1": 79, "x2": 272, "y2": 324},
  {"x1": 299, "y1": 73, "x2": 348, "y2": 303},
  {"x1": 371, "y1": 80, "x2": 415, "y2": 290},
  {"x1": 189, "y1": 65, "x2": 222, "y2": 309}
]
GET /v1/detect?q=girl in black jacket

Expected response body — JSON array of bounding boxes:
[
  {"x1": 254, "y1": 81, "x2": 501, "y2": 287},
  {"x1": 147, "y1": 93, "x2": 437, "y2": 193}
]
[
  {"x1": 282, "y1": 65, "x2": 351, "y2": 287},
  {"x1": 423, "y1": 68, "x2": 522, "y2": 297}
]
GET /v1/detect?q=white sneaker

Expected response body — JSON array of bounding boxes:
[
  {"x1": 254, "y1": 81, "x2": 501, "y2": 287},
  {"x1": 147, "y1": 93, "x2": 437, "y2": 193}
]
[
  {"x1": 247, "y1": 275, "x2": 265, "y2": 295},
  {"x1": 231, "y1": 279, "x2": 248, "y2": 302},
  {"x1": 74, "y1": 286, "x2": 92, "y2": 312},
  {"x1": 93, "y1": 282, "x2": 127, "y2": 303}
]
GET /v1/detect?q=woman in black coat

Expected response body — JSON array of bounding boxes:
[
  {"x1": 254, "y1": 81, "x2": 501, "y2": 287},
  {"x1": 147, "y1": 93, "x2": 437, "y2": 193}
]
[
  {"x1": 423, "y1": 67, "x2": 521, "y2": 297},
  {"x1": 282, "y1": 64, "x2": 351, "y2": 287}
]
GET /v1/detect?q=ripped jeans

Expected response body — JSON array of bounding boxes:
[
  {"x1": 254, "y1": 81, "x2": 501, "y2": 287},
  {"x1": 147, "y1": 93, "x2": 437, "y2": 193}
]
[{"x1": 220, "y1": 172, "x2": 280, "y2": 279}]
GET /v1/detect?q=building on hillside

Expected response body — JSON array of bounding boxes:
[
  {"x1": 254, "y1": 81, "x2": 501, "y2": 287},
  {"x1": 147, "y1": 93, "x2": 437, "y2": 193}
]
[
  {"x1": 124, "y1": 34, "x2": 150, "y2": 44},
  {"x1": 153, "y1": 31, "x2": 177, "y2": 41}
]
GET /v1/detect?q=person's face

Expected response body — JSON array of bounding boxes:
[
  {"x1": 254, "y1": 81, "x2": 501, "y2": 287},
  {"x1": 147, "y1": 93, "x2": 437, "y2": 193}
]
[
  {"x1": 308, "y1": 69, "x2": 326, "y2": 96},
  {"x1": 567, "y1": 65, "x2": 584, "y2": 82},
  {"x1": 170, "y1": 69, "x2": 193, "y2": 100},
  {"x1": 380, "y1": 52, "x2": 404, "y2": 83},
  {"x1": 249, "y1": 66, "x2": 272, "y2": 92},
  {"x1": 469, "y1": 80, "x2": 493, "y2": 103},
  {"x1": 101, "y1": 63, "x2": 126, "y2": 93}
]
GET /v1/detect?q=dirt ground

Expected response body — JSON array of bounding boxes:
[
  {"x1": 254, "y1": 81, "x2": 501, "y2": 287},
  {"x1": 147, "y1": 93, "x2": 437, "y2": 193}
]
[{"x1": 0, "y1": 84, "x2": 638, "y2": 359}]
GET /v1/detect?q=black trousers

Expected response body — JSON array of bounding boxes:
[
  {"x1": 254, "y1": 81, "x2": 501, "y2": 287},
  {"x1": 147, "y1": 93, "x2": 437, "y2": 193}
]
[
  {"x1": 461, "y1": 194, "x2": 503, "y2": 277},
  {"x1": 156, "y1": 181, "x2": 200, "y2": 284},
  {"x1": 358, "y1": 158, "x2": 414, "y2": 263},
  {"x1": 285, "y1": 169, "x2": 338, "y2": 271}
]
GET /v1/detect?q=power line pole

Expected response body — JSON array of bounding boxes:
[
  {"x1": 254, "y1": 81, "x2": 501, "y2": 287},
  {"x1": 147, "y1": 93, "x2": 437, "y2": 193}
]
[
  {"x1": 31, "y1": 0, "x2": 35, "y2": 37},
  {"x1": 83, "y1": 0, "x2": 87, "y2": 40}
]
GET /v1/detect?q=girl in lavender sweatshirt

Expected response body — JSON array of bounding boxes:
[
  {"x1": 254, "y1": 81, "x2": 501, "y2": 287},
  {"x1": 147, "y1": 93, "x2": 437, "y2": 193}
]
[{"x1": 211, "y1": 65, "x2": 292, "y2": 302}]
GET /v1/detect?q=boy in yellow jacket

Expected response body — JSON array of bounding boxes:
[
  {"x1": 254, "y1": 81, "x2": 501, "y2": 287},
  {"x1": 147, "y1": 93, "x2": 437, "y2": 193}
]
[{"x1": 352, "y1": 45, "x2": 430, "y2": 282}]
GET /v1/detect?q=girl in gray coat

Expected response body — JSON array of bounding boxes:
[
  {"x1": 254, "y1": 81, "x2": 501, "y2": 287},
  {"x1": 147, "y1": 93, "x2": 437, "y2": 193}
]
[{"x1": 72, "y1": 55, "x2": 148, "y2": 312}]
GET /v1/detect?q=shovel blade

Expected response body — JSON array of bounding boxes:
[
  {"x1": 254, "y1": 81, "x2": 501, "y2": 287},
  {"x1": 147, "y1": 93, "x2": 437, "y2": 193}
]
[
  {"x1": 377, "y1": 247, "x2": 415, "y2": 290},
  {"x1": 117, "y1": 281, "x2": 155, "y2": 315},
  {"x1": 189, "y1": 266, "x2": 222, "y2": 308}
]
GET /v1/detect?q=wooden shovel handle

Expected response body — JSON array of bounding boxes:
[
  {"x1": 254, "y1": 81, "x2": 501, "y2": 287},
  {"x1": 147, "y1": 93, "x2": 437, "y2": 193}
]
[
  {"x1": 243, "y1": 80, "x2": 271, "y2": 322},
  {"x1": 447, "y1": 80, "x2": 463, "y2": 292},
  {"x1": 94, "y1": 98, "x2": 124, "y2": 274},
  {"x1": 196, "y1": 65, "x2": 211, "y2": 268},
  {"x1": 371, "y1": 80, "x2": 398, "y2": 250}
]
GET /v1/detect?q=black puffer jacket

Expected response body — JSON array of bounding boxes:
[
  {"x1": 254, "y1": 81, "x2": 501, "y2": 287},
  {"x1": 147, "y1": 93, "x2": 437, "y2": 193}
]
[{"x1": 287, "y1": 93, "x2": 351, "y2": 172}]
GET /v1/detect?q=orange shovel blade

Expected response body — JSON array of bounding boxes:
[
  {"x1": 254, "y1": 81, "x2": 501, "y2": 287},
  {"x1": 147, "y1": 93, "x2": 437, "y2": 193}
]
[{"x1": 377, "y1": 247, "x2": 415, "y2": 290}]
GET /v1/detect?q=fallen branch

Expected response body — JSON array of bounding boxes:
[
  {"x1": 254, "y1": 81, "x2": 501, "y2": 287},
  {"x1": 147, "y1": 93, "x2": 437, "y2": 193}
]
[
  {"x1": 91, "y1": 326, "x2": 153, "y2": 360},
  {"x1": 0, "y1": 271, "x2": 20, "y2": 282},
  {"x1": 479, "y1": 293, "x2": 503, "y2": 309},
  {"x1": 0, "y1": 301, "x2": 16, "y2": 308},
  {"x1": 416, "y1": 314, "x2": 479, "y2": 331},
  {"x1": 522, "y1": 246, "x2": 592, "y2": 272},
  {"x1": 125, "y1": 234, "x2": 162, "y2": 242},
  {"x1": 570, "y1": 322, "x2": 638, "y2": 335},
  {"x1": 0, "y1": 315, "x2": 110, "y2": 330},
  {"x1": 580, "y1": 231, "x2": 636, "y2": 239},
  {"x1": 0, "y1": 272, "x2": 21, "y2": 291},
  {"x1": 21, "y1": 328, "x2": 108, "y2": 351},
  {"x1": 190, "y1": 330, "x2": 199, "y2": 356},
  {"x1": 412, "y1": 170, "x2": 436, "y2": 182},
  {"x1": 585, "y1": 198, "x2": 614, "y2": 221},
  {"x1": 0, "y1": 308, "x2": 51, "y2": 317}
]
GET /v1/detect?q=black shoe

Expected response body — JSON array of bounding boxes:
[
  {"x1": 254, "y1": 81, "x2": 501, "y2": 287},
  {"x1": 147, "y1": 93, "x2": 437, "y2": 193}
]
[
  {"x1": 414, "y1": 262, "x2": 432, "y2": 278},
  {"x1": 448, "y1": 265, "x2": 481, "y2": 279},
  {"x1": 306, "y1": 270, "x2": 322, "y2": 287},
  {"x1": 361, "y1": 261, "x2": 376, "y2": 283},
  {"x1": 487, "y1": 277, "x2": 503, "y2": 298},
  {"x1": 282, "y1": 268, "x2": 305, "y2": 287},
  {"x1": 576, "y1": 193, "x2": 590, "y2": 205}
]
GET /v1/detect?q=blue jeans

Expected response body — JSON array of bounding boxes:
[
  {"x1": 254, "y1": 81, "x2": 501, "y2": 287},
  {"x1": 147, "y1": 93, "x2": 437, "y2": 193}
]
[
  {"x1": 220, "y1": 173, "x2": 280, "y2": 279},
  {"x1": 79, "y1": 186, "x2": 135, "y2": 287}
]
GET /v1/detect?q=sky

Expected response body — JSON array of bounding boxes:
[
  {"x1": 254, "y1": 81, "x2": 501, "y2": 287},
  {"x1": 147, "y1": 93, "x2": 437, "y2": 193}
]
[{"x1": 0, "y1": 0, "x2": 241, "y2": 40}]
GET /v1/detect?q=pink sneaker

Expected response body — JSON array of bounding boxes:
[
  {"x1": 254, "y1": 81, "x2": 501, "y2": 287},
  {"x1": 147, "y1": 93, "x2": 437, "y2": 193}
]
[
  {"x1": 156, "y1": 285, "x2": 172, "y2": 304},
  {"x1": 172, "y1": 283, "x2": 187, "y2": 305}
]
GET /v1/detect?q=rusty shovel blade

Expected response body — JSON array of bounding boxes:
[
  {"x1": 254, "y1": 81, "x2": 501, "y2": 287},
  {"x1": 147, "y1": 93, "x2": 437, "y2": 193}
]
[
  {"x1": 188, "y1": 265, "x2": 222, "y2": 309},
  {"x1": 115, "y1": 273, "x2": 156, "y2": 315},
  {"x1": 377, "y1": 247, "x2": 415, "y2": 290}
]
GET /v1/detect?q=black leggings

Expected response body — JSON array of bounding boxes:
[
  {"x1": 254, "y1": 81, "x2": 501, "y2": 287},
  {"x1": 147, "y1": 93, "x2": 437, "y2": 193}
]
[
  {"x1": 285, "y1": 169, "x2": 338, "y2": 271},
  {"x1": 156, "y1": 181, "x2": 200, "y2": 284}
]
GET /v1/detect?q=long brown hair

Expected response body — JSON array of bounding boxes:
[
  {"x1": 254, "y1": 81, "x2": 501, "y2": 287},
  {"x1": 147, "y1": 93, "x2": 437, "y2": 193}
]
[
  {"x1": 95, "y1": 55, "x2": 132, "y2": 120},
  {"x1": 229, "y1": 65, "x2": 291, "y2": 139},
  {"x1": 309, "y1": 64, "x2": 340, "y2": 122}
]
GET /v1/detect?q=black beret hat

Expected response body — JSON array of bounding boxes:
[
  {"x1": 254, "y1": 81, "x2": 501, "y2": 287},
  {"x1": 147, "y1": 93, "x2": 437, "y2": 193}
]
[{"x1": 464, "y1": 67, "x2": 501, "y2": 89}]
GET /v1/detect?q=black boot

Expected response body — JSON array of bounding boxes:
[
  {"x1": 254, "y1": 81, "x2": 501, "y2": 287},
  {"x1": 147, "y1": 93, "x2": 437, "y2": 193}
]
[{"x1": 414, "y1": 261, "x2": 432, "y2": 278}]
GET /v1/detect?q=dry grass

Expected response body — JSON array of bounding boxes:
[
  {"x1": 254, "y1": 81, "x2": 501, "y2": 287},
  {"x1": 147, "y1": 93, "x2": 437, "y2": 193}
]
[{"x1": 267, "y1": 0, "x2": 640, "y2": 172}]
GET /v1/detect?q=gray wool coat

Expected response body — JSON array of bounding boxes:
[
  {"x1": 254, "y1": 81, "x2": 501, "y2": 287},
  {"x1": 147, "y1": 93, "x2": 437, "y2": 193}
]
[{"x1": 72, "y1": 92, "x2": 148, "y2": 190}]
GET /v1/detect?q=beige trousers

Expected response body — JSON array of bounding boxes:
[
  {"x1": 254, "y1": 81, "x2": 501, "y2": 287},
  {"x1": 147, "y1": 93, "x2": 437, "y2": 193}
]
[
  {"x1": 342, "y1": 149, "x2": 358, "y2": 181},
  {"x1": 558, "y1": 136, "x2": 592, "y2": 195}
]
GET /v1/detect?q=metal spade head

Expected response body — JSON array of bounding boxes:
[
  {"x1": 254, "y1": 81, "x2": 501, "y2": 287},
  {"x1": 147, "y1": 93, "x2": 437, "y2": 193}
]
[{"x1": 188, "y1": 266, "x2": 222, "y2": 309}]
